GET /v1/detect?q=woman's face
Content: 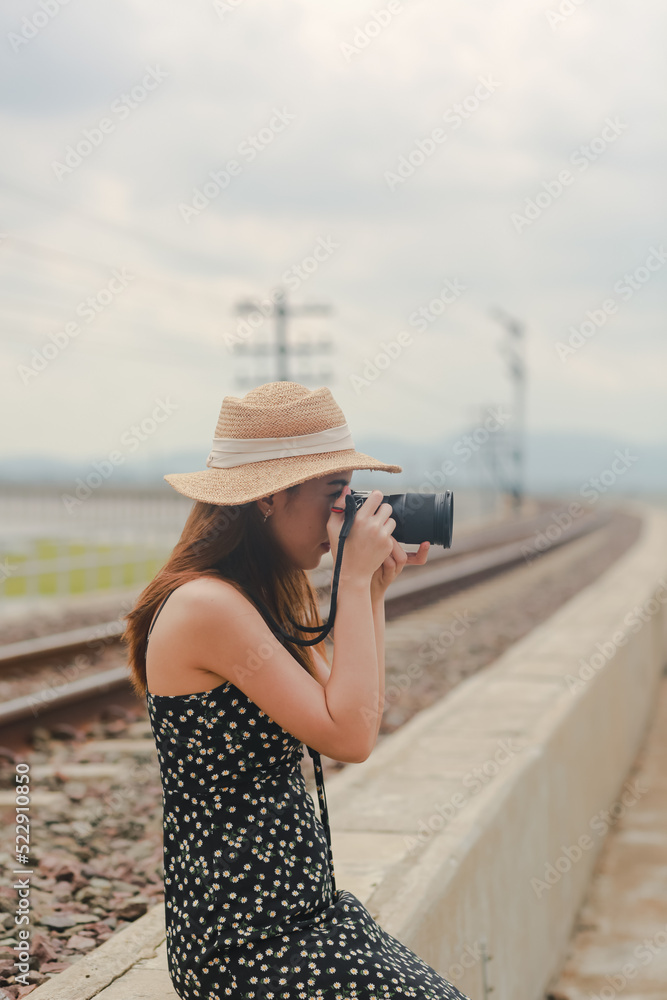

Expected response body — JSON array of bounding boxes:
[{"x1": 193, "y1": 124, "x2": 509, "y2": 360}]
[{"x1": 258, "y1": 473, "x2": 352, "y2": 570}]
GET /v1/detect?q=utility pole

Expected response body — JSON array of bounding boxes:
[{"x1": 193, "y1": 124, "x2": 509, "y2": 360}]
[
  {"x1": 490, "y1": 307, "x2": 527, "y2": 514},
  {"x1": 232, "y1": 286, "x2": 335, "y2": 386},
  {"x1": 466, "y1": 404, "x2": 507, "y2": 519},
  {"x1": 480, "y1": 404, "x2": 507, "y2": 518}
]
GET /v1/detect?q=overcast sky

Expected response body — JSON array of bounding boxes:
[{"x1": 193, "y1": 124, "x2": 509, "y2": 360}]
[{"x1": 1, "y1": 0, "x2": 665, "y2": 473}]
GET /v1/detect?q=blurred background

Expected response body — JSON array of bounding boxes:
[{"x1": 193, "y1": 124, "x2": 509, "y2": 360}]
[{"x1": 1, "y1": 0, "x2": 665, "y2": 601}]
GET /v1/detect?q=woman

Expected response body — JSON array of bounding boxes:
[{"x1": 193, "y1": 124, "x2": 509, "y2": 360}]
[{"x1": 123, "y1": 380, "x2": 471, "y2": 1000}]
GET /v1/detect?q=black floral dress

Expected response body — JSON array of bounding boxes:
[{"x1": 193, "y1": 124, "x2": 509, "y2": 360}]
[{"x1": 145, "y1": 593, "x2": 472, "y2": 1000}]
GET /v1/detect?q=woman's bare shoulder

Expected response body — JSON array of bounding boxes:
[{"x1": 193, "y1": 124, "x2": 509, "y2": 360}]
[
  {"x1": 155, "y1": 576, "x2": 256, "y2": 634},
  {"x1": 173, "y1": 575, "x2": 253, "y2": 606}
]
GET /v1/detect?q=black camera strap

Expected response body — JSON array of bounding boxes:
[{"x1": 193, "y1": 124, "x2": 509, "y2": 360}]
[{"x1": 244, "y1": 492, "x2": 357, "y2": 647}]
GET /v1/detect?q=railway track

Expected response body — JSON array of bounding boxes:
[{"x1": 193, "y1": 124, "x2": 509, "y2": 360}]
[{"x1": 0, "y1": 502, "x2": 611, "y2": 749}]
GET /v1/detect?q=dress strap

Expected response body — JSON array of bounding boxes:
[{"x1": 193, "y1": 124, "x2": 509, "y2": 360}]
[
  {"x1": 306, "y1": 745, "x2": 337, "y2": 897},
  {"x1": 146, "y1": 591, "x2": 174, "y2": 651}
]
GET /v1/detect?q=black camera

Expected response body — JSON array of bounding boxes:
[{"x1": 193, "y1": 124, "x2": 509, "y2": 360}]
[
  {"x1": 347, "y1": 489, "x2": 453, "y2": 548},
  {"x1": 252, "y1": 486, "x2": 455, "y2": 647}
]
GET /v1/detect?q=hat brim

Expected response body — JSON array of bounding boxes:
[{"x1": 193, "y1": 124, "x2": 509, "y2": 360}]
[{"x1": 163, "y1": 449, "x2": 402, "y2": 505}]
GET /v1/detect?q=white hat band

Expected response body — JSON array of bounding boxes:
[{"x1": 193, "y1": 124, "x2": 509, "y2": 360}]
[{"x1": 206, "y1": 422, "x2": 356, "y2": 469}]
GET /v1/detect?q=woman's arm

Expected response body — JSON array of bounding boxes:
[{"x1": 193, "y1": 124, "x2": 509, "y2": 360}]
[
  {"x1": 312, "y1": 597, "x2": 385, "y2": 751},
  {"x1": 370, "y1": 595, "x2": 385, "y2": 743},
  {"x1": 324, "y1": 572, "x2": 379, "y2": 759}
]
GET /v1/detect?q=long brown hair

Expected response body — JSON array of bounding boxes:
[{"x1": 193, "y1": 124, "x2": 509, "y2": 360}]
[{"x1": 122, "y1": 483, "x2": 329, "y2": 699}]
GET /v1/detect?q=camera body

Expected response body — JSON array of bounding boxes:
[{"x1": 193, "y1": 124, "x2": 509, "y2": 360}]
[{"x1": 348, "y1": 489, "x2": 453, "y2": 548}]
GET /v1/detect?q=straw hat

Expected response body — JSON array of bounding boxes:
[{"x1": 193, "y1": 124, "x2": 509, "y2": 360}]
[{"x1": 163, "y1": 381, "x2": 402, "y2": 506}]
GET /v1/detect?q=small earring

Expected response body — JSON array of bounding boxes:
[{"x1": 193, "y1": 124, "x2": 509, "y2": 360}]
[{"x1": 263, "y1": 509, "x2": 271, "y2": 522}]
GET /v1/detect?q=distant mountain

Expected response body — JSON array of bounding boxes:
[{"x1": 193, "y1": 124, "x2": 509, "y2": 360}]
[{"x1": 1, "y1": 429, "x2": 666, "y2": 496}]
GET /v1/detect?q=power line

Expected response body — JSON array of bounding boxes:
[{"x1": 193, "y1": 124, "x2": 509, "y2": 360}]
[
  {"x1": 0, "y1": 302, "x2": 230, "y2": 366},
  {"x1": 0, "y1": 169, "x2": 227, "y2": 274},
  {"x1": 1, "y1": 233, "x2": 231, "y2": 305}
]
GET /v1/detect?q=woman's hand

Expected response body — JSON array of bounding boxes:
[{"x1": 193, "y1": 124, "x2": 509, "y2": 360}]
[
  {"x1": 327, "y1": 486, "x2": 396, "y2": 581},
  {"x1": 370, "y1": 536, "x2": 430, "y2": 602}
]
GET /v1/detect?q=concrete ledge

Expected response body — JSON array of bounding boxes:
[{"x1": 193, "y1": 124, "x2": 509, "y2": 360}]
[
  {"x1": 29, "y1": 501, "x2": 667, "y2": 1000},
  {"x1": 324, "y1": 500, "x2": 667, "y2": 1000},
  {"x1": 28, "y1": 903, "x2": 166, "y2": 999}
]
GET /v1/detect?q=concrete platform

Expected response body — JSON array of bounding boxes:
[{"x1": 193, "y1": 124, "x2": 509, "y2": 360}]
[{"x1": 545, "y1": 669, "x2": 667, "y2": 999}]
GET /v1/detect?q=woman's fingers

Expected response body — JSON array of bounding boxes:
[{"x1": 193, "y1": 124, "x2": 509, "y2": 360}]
[
  {"x1": 390, "y1": 537, "x2": 407, "y2": 564},
  {"x1": 405, "y1": 541, "x2": 430, "y2": 564},
  {"x1": 383, "y1": 539, "x2": 430, "y2": 573}
]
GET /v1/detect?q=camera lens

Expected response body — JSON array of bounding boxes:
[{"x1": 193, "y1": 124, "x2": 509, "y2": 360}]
[{"x1": 435, "y1": 491, "x2": 454, "y2": 548}]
